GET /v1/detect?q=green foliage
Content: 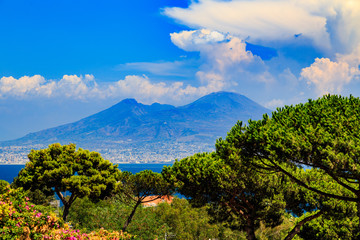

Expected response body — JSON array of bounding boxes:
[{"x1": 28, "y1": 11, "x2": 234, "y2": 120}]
[
  {"x1": 0, "y1": 180, "x2": 9, "y2": 194},
  {"x1": 216, "y1": 95, "x2": 360, "y2": 237},
  {"x1": 299, "y1": 214, "x2": 358, "y2": 240},
  {"x1": 245, "y1": 95, "x2": 360, "y2": 203},
  {"x1": 68, "y1": 195, "x2": 246, "y2": 240},
  {"x1": 120, "y1": 170, "x2": 171, "y2": 201},
  {"x1": 162, "y1": 151, "x2": 287, "y2": 240},
  {"x1": 154, "y1": 197, "x2": 236, "y2": 240},
  {"x1": 118, "y1": 170, "x2": 171, "y2": 231},
  {"x1": 68, "y1": 196, "x2": 168, "y2": 239},
  {"x1": 13, "y1": 143, "x2": 122, "y2": 221},
  {"x1": 24, "y1": 187, "x2": 56, "y2": 206}
]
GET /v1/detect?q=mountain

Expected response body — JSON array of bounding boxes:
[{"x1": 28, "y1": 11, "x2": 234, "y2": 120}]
[{"x1": 1, "y1": 92, "x2": 271, "y2": 163}]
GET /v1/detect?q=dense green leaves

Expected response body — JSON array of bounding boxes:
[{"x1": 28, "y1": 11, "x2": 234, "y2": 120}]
[
  {"x1": 118, "y1": 170, "x2": 171, "y2": 231},
  {"x1": 0, "y1": 180, "x2": 9, "y2": 194},
  {"x1": 68, "y1": 196, "x2": 245, "y2": 240},
  {"x1": 226, "y1": 95, "x2": 360, "y2": 236},
  {"x1": 163, "y1": 151, "x2": 287, "y2": 240},
  {"x1": 245, "y1": 95, "x2": 360, "y2": 201},
  {"x1": 13, "y1": 143, "x2": 121, "y2": 221}
]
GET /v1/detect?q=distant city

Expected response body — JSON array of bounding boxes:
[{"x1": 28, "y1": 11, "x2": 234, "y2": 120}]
[{"x1": 0, "y1": 140, "x2": 215, "y2": 164}]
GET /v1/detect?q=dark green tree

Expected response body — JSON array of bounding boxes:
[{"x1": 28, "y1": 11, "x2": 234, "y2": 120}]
[
  {"x1": 13, "y1": 143, "x2": 121, "y2": 221},
  {"x1": 118, "y1": 170, "x2": 171, "y2": 232},
  {"x1": 280, "y1": 167, "x2": 357, "y2": 239},
  {"x1": 240, "y1": 95, "x2": 360, "y2": 230},
  {"x1": 162, "y1": 152, "x2": 287, "y2": 240}
]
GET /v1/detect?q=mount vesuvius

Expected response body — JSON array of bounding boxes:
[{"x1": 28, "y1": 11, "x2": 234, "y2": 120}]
[{"x1": 1, "y1": 92, "x2": 271, "y2": 163}]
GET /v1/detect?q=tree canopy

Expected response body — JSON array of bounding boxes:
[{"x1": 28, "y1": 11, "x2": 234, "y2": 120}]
[
  {"x1": 162, "y1": 151, "x2": 287, "y2": 240},
  {"x1": 163, "y1": 95, "x2": 360, "y2": 239},
  {"x1": 118, "y1": 170, "x2": 171, "y2": 231},
  {"x1": 220, "y1": 95, "x2": 360, "y2": 234},
  {"x1": 13, "y1": 143, "x2": 121, "y2": 221},
  {"x1": 243, "y1": 96, "x2": 360, "y2": 202}
]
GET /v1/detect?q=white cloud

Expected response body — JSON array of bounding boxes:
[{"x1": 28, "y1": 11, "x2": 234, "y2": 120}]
[
  {"x1": 164, "y1": 0, "x2": 360, "y2": 102},
  {"x1": 0, "y1": 75, "x2": 50, "y2": 98},
  {"x1": 164, "y1": 0, "x2": 360, "y2": 55},
  {"x1": 264, "y1": 99, "x2": 285, "y2": 109},
  {"x1": 164, "y1": 0, "x2": 331, "y2": 51},
  {"x1": 106, "y1": 75, "x2": 216, "y2": 104},
  {"x1": 0, "y1": 74, "x2": 99, "y2": 100},
  {"x1": 0, "y1": 73, "x2": 220, "y2": 105},
  {"x1": 300, "y1": 57, "x2": 360, "y2": 95},
  {"x1": 170, "y1": 29, "x2": 227, "y2": 51},
  {"x1": 171, "y1": 29, "x2": 268, "y2": 90},
  {"x1": 57, "y1": 74, "x2": 99, "y2": 99}
]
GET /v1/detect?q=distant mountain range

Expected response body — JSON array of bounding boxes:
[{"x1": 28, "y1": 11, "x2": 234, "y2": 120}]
[{"x1": 0, "y1": 92, "x2": 271, "y2": 163}]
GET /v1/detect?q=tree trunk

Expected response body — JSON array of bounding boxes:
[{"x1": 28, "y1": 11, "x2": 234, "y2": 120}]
[
  {"x1": 284, "y1": 210, "x2": 323, "y2": 240},
  {"x1": 62, "y1": 204, "x2": 70, "y2": 222},
  {"x1": 122, "y1": 200, "x2": 142, "y2": 232},
  {"x1": 357, "y1": 201, "x2": 360, "y2": 231},
  {"x1": 55, "y1": 189, "x2": 77, "y2": 222},
  {"x1": 245, "y1": 217, "x2": 257, "y2": 240}
]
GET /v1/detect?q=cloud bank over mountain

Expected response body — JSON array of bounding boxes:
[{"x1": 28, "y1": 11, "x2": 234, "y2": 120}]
[{"x1": 163, "y1": 0, "x2": 360, "y2": 106}]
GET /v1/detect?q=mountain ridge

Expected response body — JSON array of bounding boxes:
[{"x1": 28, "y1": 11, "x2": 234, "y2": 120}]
[{"x1": 1, "y1": 92, "x2": 271, "y2": 163}]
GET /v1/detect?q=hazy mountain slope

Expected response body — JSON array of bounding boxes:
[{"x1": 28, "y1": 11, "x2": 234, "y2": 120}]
[
  {"x1": 6, "y1": 91, "x2": 270, "y2": 144},
  {"x1": 0, "y1": 92, "x2": 271, "y2": 163}
]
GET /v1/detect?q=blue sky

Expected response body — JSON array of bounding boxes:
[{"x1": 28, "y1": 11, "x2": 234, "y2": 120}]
[{"x1": 1, "y1": 0, "x2": 360, "y2": 141}]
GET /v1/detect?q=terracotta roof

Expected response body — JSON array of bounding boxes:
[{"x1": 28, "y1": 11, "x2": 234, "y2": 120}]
[{"x1": 142, "y1": 195, "x2": 173, "y2": 207}]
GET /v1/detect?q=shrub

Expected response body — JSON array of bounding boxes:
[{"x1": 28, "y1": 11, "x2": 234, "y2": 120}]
[
  {"x1": 0, "y1": 186, "x2": 62, "y2": 239},
  {"x1": 0, "y1": 187, "x2": 133, "y2": 240}
]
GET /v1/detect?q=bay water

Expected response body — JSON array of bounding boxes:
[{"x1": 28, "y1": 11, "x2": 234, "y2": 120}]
[{"x1": 0, "y1": 163, "x2": 172, "y2": 183}]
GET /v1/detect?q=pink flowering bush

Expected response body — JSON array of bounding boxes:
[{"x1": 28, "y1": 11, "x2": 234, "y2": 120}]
[
  {"x1": 0, "y1": 186, "x2": 134, "y2": 240},
  {"x1": 45, "y1": 227, "x2": 134, "y2": 240},
  {"x1": 0, "y1": 186, "x2": 62, "y2": 239}
]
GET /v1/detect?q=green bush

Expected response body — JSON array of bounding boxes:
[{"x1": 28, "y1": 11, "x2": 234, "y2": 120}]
[
  {"x1": 0, "y1": 180, "x2": 9, "y2": 194},
  {"x1": 68, "y1": 196, "x2": 167, "y2": 240}
]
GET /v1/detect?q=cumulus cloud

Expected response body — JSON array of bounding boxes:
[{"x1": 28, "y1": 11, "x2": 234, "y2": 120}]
[
  {"x1": 165, "y1": 0, "x2": 360, "y2": 54},
  {"x1": 171, "y1": 29, "x2": 268, "y2": 91},
  {"x1": 0, "y1": 74, "x2": 99, "y2": 100},
  {"x1": 57, "y1": 74, "x2": 99, "y2": 99},
  {"x1": 106, "y1": 75, "x2": 218, "y2": 104},
  {"x1": 0, "y1": 73, "x2": 220, "y2": 105},
  {"x1": 164, "y1": 0, "x2": 332, "y2": 50},
  {"x1": 301, "y1": 57, "x2": 360, "y2": 95},
  {"x1": 0, "y1": 75, "x2": 51, "y2": 98},
  {"x1": 170, "y1": 29, "x2": 227, "y2": 51},
  {"x1": 164, "y1": 0, "x2": 360, "y2": 101},
  {"x1": 301, "y1": 44, "x2": 360, "y2": 96}
]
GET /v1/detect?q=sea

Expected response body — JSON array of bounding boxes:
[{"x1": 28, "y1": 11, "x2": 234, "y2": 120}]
[{"x1": 0, "y1": 163, "x2": 173, "y2": 183}]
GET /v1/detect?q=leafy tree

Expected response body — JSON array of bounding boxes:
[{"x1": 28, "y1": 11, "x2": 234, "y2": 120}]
[
  {"x1": 280, "y1": 167, "x2": 357, "y2": 239},
  {"x1": 239, "y1": 95, "x2": 360, "y2": 231},
  {"x1": 154, "y1": 197, "x2": 228, "y2": 240},
  {"x1": 13, "y1": 143, "x2": 121, "y2": 221},
  {"x1": 0, "y1": 180, "x2": 9, "y2": 194},
  {"x1": 118, "y1": 170, "x2": 171, "y2": 232},
  {"x1": 68, "y1": 196, "x2": 168, "y2": 240},
  {"x1": 68, "y1": 195, "x2": 243, "y2": 240},
  {"x1": 162, "y1": 152, "x2": 287, "y2": 240},
  {"x1": 299, "y1": 209, "x2": 357, "y2": 240}
]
